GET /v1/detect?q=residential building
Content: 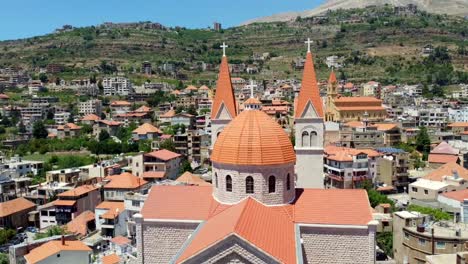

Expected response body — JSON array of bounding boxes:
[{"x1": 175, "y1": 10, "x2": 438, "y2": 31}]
[
  {"x1": 103, "y1": 77, "x2": 133, "y2": 96},
  {"x1": 339, "y1": 121, "x2": 385, "y2": 149},
  {"x1": 53, "y1": 185, "x2": 101, "y2": 225},
  {"x1": 173, "y1": 130, "x2": 210, "y2": 164},
  {"x1": 0, "y1": 156, "x2": 43, "y2": 178},
  {"x1": 93, "y1": 120, "x2": 122, "y2": 137},
  {"x1": 131, "y1": 123, "x2": 161, "y2": 141},
  {"x1": 78, "y1": 99, "x2": 102, "y2": 116},
  {"x1": 0, "y1": 197, "x2": 36, "y2": 229},
  {"x1": 110, "y1": 100, "x2": 131, "y2": 115},
  {"x1": 38, "y1": 202, "x2": 57, "y2": 229},
  {"x1": 375, "y1": 147, "x2": 410, "y2": 192},
  {"x1": 24, "y1": 239, "x2": 92, "y2": 264},
  {"x1": 131, "y1": 149, "x2": 182, "y2": 180},
  {"x1": 95, "y1": 201, "x2": 126, "y2": 238},
  {"x1": 46, "y1": 168, "x2": 81, "y2": 184},
  {"x1": 324, "y1": 145, "x2": 381, "y2": 189},
  {"x1": 141, "y1": 61, "x2": 152, "y2": 75},
  {"x1": 428, "y1": 141, "x2": 461, "y2": 168},
  {"x1": 66, "y1": 210, "x2": 95, "y2": 238},
  {"x1": 124, "y1": 192, "x2": 147, "y2": 241},
  {"x1": 56, "y1": 123, "x2": 81, "y2": 139},
  {"x1": 103, "y1": 172, "x2": 149, "y2": 201},
  {"x1": 53, "y1": 112, "x2": 71, "y2": 125}
]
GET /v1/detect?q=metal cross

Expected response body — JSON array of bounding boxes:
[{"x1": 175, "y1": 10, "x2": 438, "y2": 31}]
[
  {"x1": 220, "y1": 42, "x2": 228, "y2": 56},
  {"x1": 305, "y1": 38, "x2": 313, "y2": 53}
]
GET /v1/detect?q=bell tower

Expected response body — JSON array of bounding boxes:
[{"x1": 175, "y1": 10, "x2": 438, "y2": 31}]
[{"x1": 325, "y1": 70, "x2": 338, "y2": 122}]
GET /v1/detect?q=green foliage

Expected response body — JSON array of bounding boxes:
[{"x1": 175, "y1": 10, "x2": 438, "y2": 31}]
[
  {"x1": 98, "y1": 130, "x2": 110, "y2": 142},
  {"x1": 32, "y1": 121, "x2": 48, "y2": 139},
  {"x1": 361, "y1": 180, "x2": 395, "y2": 208},
  {"x1": 34, "y1": 226, "x2": 66, "y2": 240},
  {"x1": 415, "y1": 127, "x2": 431, "y2": 159},
  {"x1": 377, "y1": 232, "x2": 393, "y2": 258},
  {"x1": 0, "y1": 229, "x2": 16, "y2": 245},
  {"x1": 80, "y1": 124, "x2": 93, "y2": 134},
  {"x1": 0, "y1": 253, "x2": 9, "y2": 264},
  {"x1": 407, "y1": 204, "x2": 452, "y2": 221},
  {"x1": 159, "y1": 139, "x2": 175, "y2": 152},
  {"x1": 180, "y1": 160, "x2": 192, "y2": 174}
]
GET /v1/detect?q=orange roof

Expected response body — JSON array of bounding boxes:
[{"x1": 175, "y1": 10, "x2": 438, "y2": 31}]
[
  {"x1": 66, "y1": 211, "x2": 95, "y2": 236},
  {"x1": 185, "y1": 85, "x2": 198, "y2": 90},
  {"x1": 132, "y1": 123, "x2": 162, "y2": 135},
  {"x1": 81, "y1": 114, "x2": 100, "y2": 121},
  {"x1": 142, "y1": 185, "x2": 373, "y2": 227},
  {"x1": 24, "y1": 240, "x2": 91, "y2": 264},
  {"x1": 424, "y1": 162, "x2": 468, "y2": 181},
  {"x1": 295, "y1": 52, "x2": 323, "y2": 118},
  {"x1": 0, "y1": 197, "x2": 35, "y2": 217},
  {"x1": 142, "y1": 171, "x2": 166, "y2": 179},
  {"x1": 448, "y1": 122, "x2": 468, "y2": 127},
  {"x1": 110, "y1": 100, "x2": 131, "y2": 106},
  {"x1": 57, "y1": 123, "x2": 81, "y2": 130},
  {"x1": 160, "y1": 109, "x2": 176, "y2": 118},
  {"x1": 110, "y1": 235, "x2": 131, "y2": 246},
  {"x1": 428, "y1": 154, "x2": 459, "y2": 164},
  {"x1": 104, "y1": 172, "x2": 148, "y2": 189},
  {"x1": 97, "y1": 201, "x2": 125, "y2": 219},
  {"x1": 177, "y1": 198, "x2": 296, "y2": 264},
  {"x1": 145, "y1": 149, "x2": 182, "y2": 161},
  {"x1": 171, "y1": 90, "x2": 182, "y2": 95},
  {"x1": 345, "y1": 121, "x2": 365, "y2": 128},
  {"x1": 102, "y1": 254, "x2": 121, "y2": 264},
  {"x1": 431, "y1": 141, "x2": 459, "y2": 155},
  {"x1": 328, "y1": 70, "x2": 337, "y2": 84},
  {"x1": 53, "y1": 200, "x2": 77, "y2": 206},
  {"x1": 244, "y1": 97, "x2": 262, "y2": 105},
  {"x1": 135, "y1": 105, "x2": 152, "y2": 112},
  {"x1": 0, "y1": 94, "x2": 10, "y2": 99},
  {"x1": 211, "y1": 56, "x2": 237, "y2": 119},
  {"x1": 199, "y1": 85, "x2": 210, "y2": 90},
  {"x1": 99, "y1": 120, "x2": 121, "y2": 126},
  {"x1": 441, "y1": 189, "x2": 468, "y2": 202},
  {"x1": 211, "y1": 110, "x2": 296, "y2": 166},
  {"x1": 58, "y1": 185, "x2": 98, "y2": 198},
  {"x1": 336, "y1": 106, "x2": 386, "y2": 111},
  {"x1": 334, "y1": 97, "x2": 382, "y2": 103},
  {"x1": 175, "y1": 172, "x2": 211, "y2": 186},
  {"x1": 325, "y1": 145, "x2": 382, "y2": 162},
  {"x1": 371, "y1": 123, "x2": 398, "y2": 131},
  {"x1": 344, "y1": 82, "x2": 354, "y2": 89}
]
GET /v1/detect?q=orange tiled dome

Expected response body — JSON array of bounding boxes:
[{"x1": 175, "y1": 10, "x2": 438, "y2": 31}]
[{"x1": 211, "y1": 110, "x2": 296, "y2": 166}]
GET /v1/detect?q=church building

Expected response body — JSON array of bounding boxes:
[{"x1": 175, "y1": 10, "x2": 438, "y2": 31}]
[{"x1": 134, "y1": 41, "x2": 377, "y2": 264}]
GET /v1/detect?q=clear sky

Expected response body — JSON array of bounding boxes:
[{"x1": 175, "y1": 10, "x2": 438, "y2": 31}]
[{"x1": 0, "y1": 0, "x2": 323, "y2": 41}]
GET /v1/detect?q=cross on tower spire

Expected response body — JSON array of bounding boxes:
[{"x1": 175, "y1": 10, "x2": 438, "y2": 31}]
[
  {"x1": 305, "y1": 38, "x2": 313, "y2": 53},
  {"x1": 220, "y1": 42, "x2": 228, "y2": 57}
]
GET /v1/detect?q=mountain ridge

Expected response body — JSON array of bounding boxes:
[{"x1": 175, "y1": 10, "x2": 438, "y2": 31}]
[{"x1": 242, "y1": 0, "x2": 468, "y2": 25}]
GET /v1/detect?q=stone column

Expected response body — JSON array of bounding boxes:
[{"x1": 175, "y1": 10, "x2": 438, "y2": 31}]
[{"x1": 134, "y1": 213, "x2": 144, "y2": 264}]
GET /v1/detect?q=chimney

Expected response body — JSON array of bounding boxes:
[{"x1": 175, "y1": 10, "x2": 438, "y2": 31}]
[{"x1": 61, "y1": 235, "x2": 65, "y2": 245}]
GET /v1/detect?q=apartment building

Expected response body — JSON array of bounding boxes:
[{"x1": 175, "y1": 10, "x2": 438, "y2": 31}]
[
  {"x1": 375, "y1": 147, "x2": 410, "y2": 192},
  {"x1": 53, "y1": 185, "x2": 101, "y2": 225},
  {"x1": 103, "y1": 77, "x2": 133, "y2": 96},
  {"x1": 78, "y1": 99, "x2": 102, "y2": 116}
]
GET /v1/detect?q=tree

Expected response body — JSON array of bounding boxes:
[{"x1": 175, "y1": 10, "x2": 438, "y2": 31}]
[
  {"x1": 98, "y1": 130, "x2": 110, "y2": 142},
  {"x1": 377, "y1": 232, "x2": 393, "y2": 258},
  {"x1": 159, "y1": 139, "x2": 175, "y2": 152},
  {"x1": 0, "y1": 253, "x2": 9, "y2": 264},
  {"x1": 18, "y1": 121, "x2": 26, "y2": 133},
  {"x1": 415, "y1": 127, "x2": 431, "y2": 159},
  {"x1": 81, "y1": 124, "x2": 93, "y2": 134},
  {"x1": 32, "y1": 121, "x2": 48, "y2": 139},
  {"x1": 38, "y1": 73, "x2": 48, "y2": 83},
  {"x1": 180, "y1": 160, "x2": 192, "y2": 174}
]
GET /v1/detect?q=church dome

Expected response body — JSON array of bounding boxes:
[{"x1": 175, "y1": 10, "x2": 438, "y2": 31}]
[{"x1": 211, "y1": 110, "x2": 296, "y2": 166}]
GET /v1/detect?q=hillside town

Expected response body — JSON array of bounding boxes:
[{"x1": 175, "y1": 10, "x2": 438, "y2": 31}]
[{"x1": 0, "y1": 2, "x2": 467, "y2": 264}]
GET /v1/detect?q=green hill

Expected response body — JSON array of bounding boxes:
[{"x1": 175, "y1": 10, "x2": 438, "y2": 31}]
[{"x1": 0, "y1": 6, "x2": 467, "y2": 86}]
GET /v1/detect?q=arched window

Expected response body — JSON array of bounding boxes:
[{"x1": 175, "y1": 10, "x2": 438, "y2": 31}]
[
  {"x1": 286, "y1": 173, "x2": 291, "y2": 190},
  {"x1": 310, "y1": 131, "x2": 318, "y2": 147},
  {"x1": 268, "y1": 176, "x2": 276, "y2": 193},
  {"x1": 301, "y1": 131, "x2": 310, "y2": 147},
  {"x1": 215, "y1": 173, "x2": 218, "y2": 188},
  {"x1": 246, "y1": 176, "x2": 254, "y2": 194},
  {"x1": 226, "y1": 175, "x2": 232, "y2": 192}
]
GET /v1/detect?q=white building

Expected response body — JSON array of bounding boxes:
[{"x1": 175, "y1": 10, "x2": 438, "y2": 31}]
[
  {"x1": 448, "y1": 108, "x2": 468, "y2": 122},
  {"x1": 103, "y1": 77, "x2": 133, "y2": 96},
  {"x1": 24, "y1": 239, "x2": 92, "y2": 264},
  {"x1": 38, "y1": 202, "x2": 56, "y2": 230},
  {"x1": 53, "y1": 112, "x2": 71, "y2": 125},
  {"x1": 0, "y1": 156, "x2": 43, "y2": 178},
  {"x1": 78, "y1": 99, "x2": 102, "y2": 116}
]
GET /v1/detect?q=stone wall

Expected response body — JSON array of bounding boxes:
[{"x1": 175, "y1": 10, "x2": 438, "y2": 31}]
[
  {"x1": 300, "y1": 225, "x2": 375, "y2": 264},
  {"x1": 212, "y1": 162, "x2": 295, "y2": 205},
  {"x1": 137, "y1": 221, "x2": 198, "y2": 264}
]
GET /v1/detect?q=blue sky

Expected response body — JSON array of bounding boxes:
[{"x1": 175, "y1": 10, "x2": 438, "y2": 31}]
[{"x1": 0, "y1": 0, "x2": 323, "y2": 41}]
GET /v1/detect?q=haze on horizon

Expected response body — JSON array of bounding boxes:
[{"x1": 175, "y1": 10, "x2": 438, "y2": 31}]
[{"x1": 0, "y1": 0, "x2": 322, "y2": 41}]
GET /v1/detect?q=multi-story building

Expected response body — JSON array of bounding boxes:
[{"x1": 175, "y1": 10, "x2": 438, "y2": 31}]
[
  {"x1": 324, "y1": 145, "x2": 381, "y2": 189},
  {"x1": 53, "y1": 112, "x2": 71, "y2": 125},
  {"x1": 78, "y1": 99, "x2": 102, "y2": 116},
  {"x1": 131, "y1": 149, "x2": 182, "y2": 180},
  {"x1": 38, "y1": 202, "x2": 57, "y2": 229},
  {"x1": 110, "y1": 100, "x2": 131, "y2": 115},
  {"x1": 0, "y1": 156, "x2": 43, "y2": 178},
  {"x1": 103, "y1": 172, "x2": 150, "y2": 201},
  {"x1": 0, "y1": 197, "x2": 36, "y2": 229},
  {"x1": 95, "y1": 201, "x2": 127, "y2": 238},
  {"x1": 173, "y1": 130, "x2": 210, "y2": 164},
  {"x1": 124, "y1": 192, "x2": 147, "y2": 241},
  {"x1": 339, "y1": 121, "x2": 385, "y2": 149},
  {"x1": 375, "y1": 147, "x2": 410, "y2": 192},
  {"x1": 46, "y1": 168, "x2": 81, "y2": 184},
  {"x1": 53, "y1": 185, "x2": 101, "y2": 225},
  {"x1": 103, "y1": 77, "x2": 133, "y2": 96},
  {"x1": 141, "y1": 61, "x2": 152, "y2": 75}
]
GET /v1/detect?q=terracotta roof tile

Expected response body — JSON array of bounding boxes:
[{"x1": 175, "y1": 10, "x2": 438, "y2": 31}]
[
  {"x1": 0, "y1": 94, "x2": 10, "y2": 99},
  {"x1": 334, "y1": 97, "x2": 382, "y2": 103},
  {"x1": 57, "y1": 123, "x2": 81, "y2": 130},
  {"x1": 211, "y1": 110, "x2": 296, "y2": 166},
  {"x1": 134, "y1": 105, "x2": 152, "y2": 113},
  {"x1": 102, "y1": 254, "x2": 121, "y2": 264},
  {"x1": 325, "y1": 145, "x2": 382, "y2": 162},
  {"x1": 97, "y1": 201, "x2": 125, "y2": 219},
  {"x1": 110, "y1": 101, "x2": 131, "y2": 106},
  {"x1": 132, "y1": 123, "x2": 162, "y2": 135},
  {"x1": 175, "y1": 172, "x2": 211, "y2": 186},
  {"x1": 295, "y1": 52, "x2": 323, "y2": 118},
  {"x1": 160, "y1": 109, "x2": 176, "y2": 118},
  {"x1": 448, "y1": 122, "x2": 468, "y2": 127},
  {"x1": 81, "y1": 114, "x2": 100, "y2": 121},
  {"x1": 441, "y1": 189, "x2": 468, "y2": 202},
  {"x1": 142, "y1": 171, "x2": 166, "y2": 179},
  {"x1": 0, "y1": 197, "x2": 35, "y2": 217},
  {"x1": 328, "y1": 70, "x2": 337, "y2": 84},
  {"x1": 53, "y1": 200, "x2": 77, "y2": 206},
  {"x1": 104, "y1": 172, "x2": 148, "y2": 189},
  {"x1": 145, "y1": 149, "x2": 182, "y2": 161},
  {"x1": 58, "y1": 185, "x2": 98, "y2": 198},
  {"x1": 66, "y1": 211, "x2": 95, "y2": 236},
  {"x1": 110, "y1": 235, "x2": 131, "y2": 246},
  {"x1": 244, "y1": 97, "x2": 262, "y2": 105},
  {"x1": 424, "y1": 162, "x2": 468, "y2": 181},
  {"x1": 211, "y1": 56, "x2": 237, "y2": 119},
  {"x1": 24, "y1": 240, "x2": 91, "y2": 264},
  {"x1": 371, "y1": 123, "x2": 398, "y2": 131},
  {"x1": 99, "y1": 120, "x2": 121, "y2": 126},
  {"x1": 336, "y1": 106, "x2": 386, "y2": 111},
  {"x1": 431, "y1": 141, "x2": 459, "y2": 155},
  {"x1": 428, "y1": 154, "x2": 459, "y2": 164}
]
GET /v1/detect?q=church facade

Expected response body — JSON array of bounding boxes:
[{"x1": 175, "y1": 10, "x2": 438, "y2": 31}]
[{"x1": 134, "y1": 42, "x2": 378, "y2": 264}]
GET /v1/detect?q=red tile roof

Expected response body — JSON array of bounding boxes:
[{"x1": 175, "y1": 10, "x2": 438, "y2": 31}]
[
  {"x1": 336, "y1": 106, "x2": 386, "y2": 111},
  {"x1": 328, "y1": 70, "x2": 337, "y2": 84},
  {"x1": 102, "y1": 254, "x2": 121, "y2": 264},
  {"x1": 295, "y1": 52, "x2": 323, "y2": 118},
  {"x1": 99, "y1": 120, "x2": 121, "y2": 126},
  {"x1": 211, "y1": 110, "x2": 296, "y2": 166},
  {"x1": 160, "y1": 109, "x2": 176, "y2": 118},
  {"x1": 97, "y1": 201, "x2": 125, "y2": 219},
  {"x1": 0, "y1": 197, "x2": 35, "y2": 217},
  {"x1": 57, "y1": 123, "x2": 81, "y2": 130},
  {"x1": 177, "y1": 198, "x2": 296, "y2": 263},
  {"x1": 104, "y1": 172, "x2": 148, "y2": 189},
  {"x1": 431, "y1": 141, "x2": 459, "y2": 155},
  {"x1": 58, "y1": 185, "x2": 98, "y2": 198},
  {"x1": 53, "y1": 200, "x2": 77, "y2": 206},
  {"x1": 145, "y1": 149, "x2": 182, "y2": 161},
  {"x1": 81, "y1": 114, "x2": 100, "y2": 121},
  {"x1": 325, "y1": 145, "x2": 382, "y2": 162},
  {"x1": 175, "y1": 172, "x2": 211, "y2": 186},
  {"x1": 110, "y1": 100, "x2": 131, "y2": 106},
  {"x1": 211, "y1": 56, "x2": 237, "y2": 119},
  {"x1": 24, "y1": 240, "x2": 91, "y2": 264},
  {"x1": 132, "y1": 123, "x2": 162, "y2": 135},
  {"x1": 334, "y1": 97, "x2": 382, "y2": 103},
  {"x1": 110, "y1": 235, "x2": 131, "y2": 246},
  {"x1": 448, "y1": 122, "x2": 468, "y2": 127},
  {"x1": 370, "y1": 123, "x2": 398, "y2": 131},
  {"x1": 441, "y1": 189, "x2": 468, "y2": 202},
  {"x1": 424, "y1": 162, "x2": 468, "y2": 181},
  {"x1": 0, "y1": 94, "x2": 10, "y2": 99},
  {"x1": 142, "y1": 171, "x2": 166, "y2": 179},
  {"x1": 66, "y1": 211, "x2": 95, "y2": 236},
  {"x1": 428, "y1": 154, "x2": 459, "y2": 164}
]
